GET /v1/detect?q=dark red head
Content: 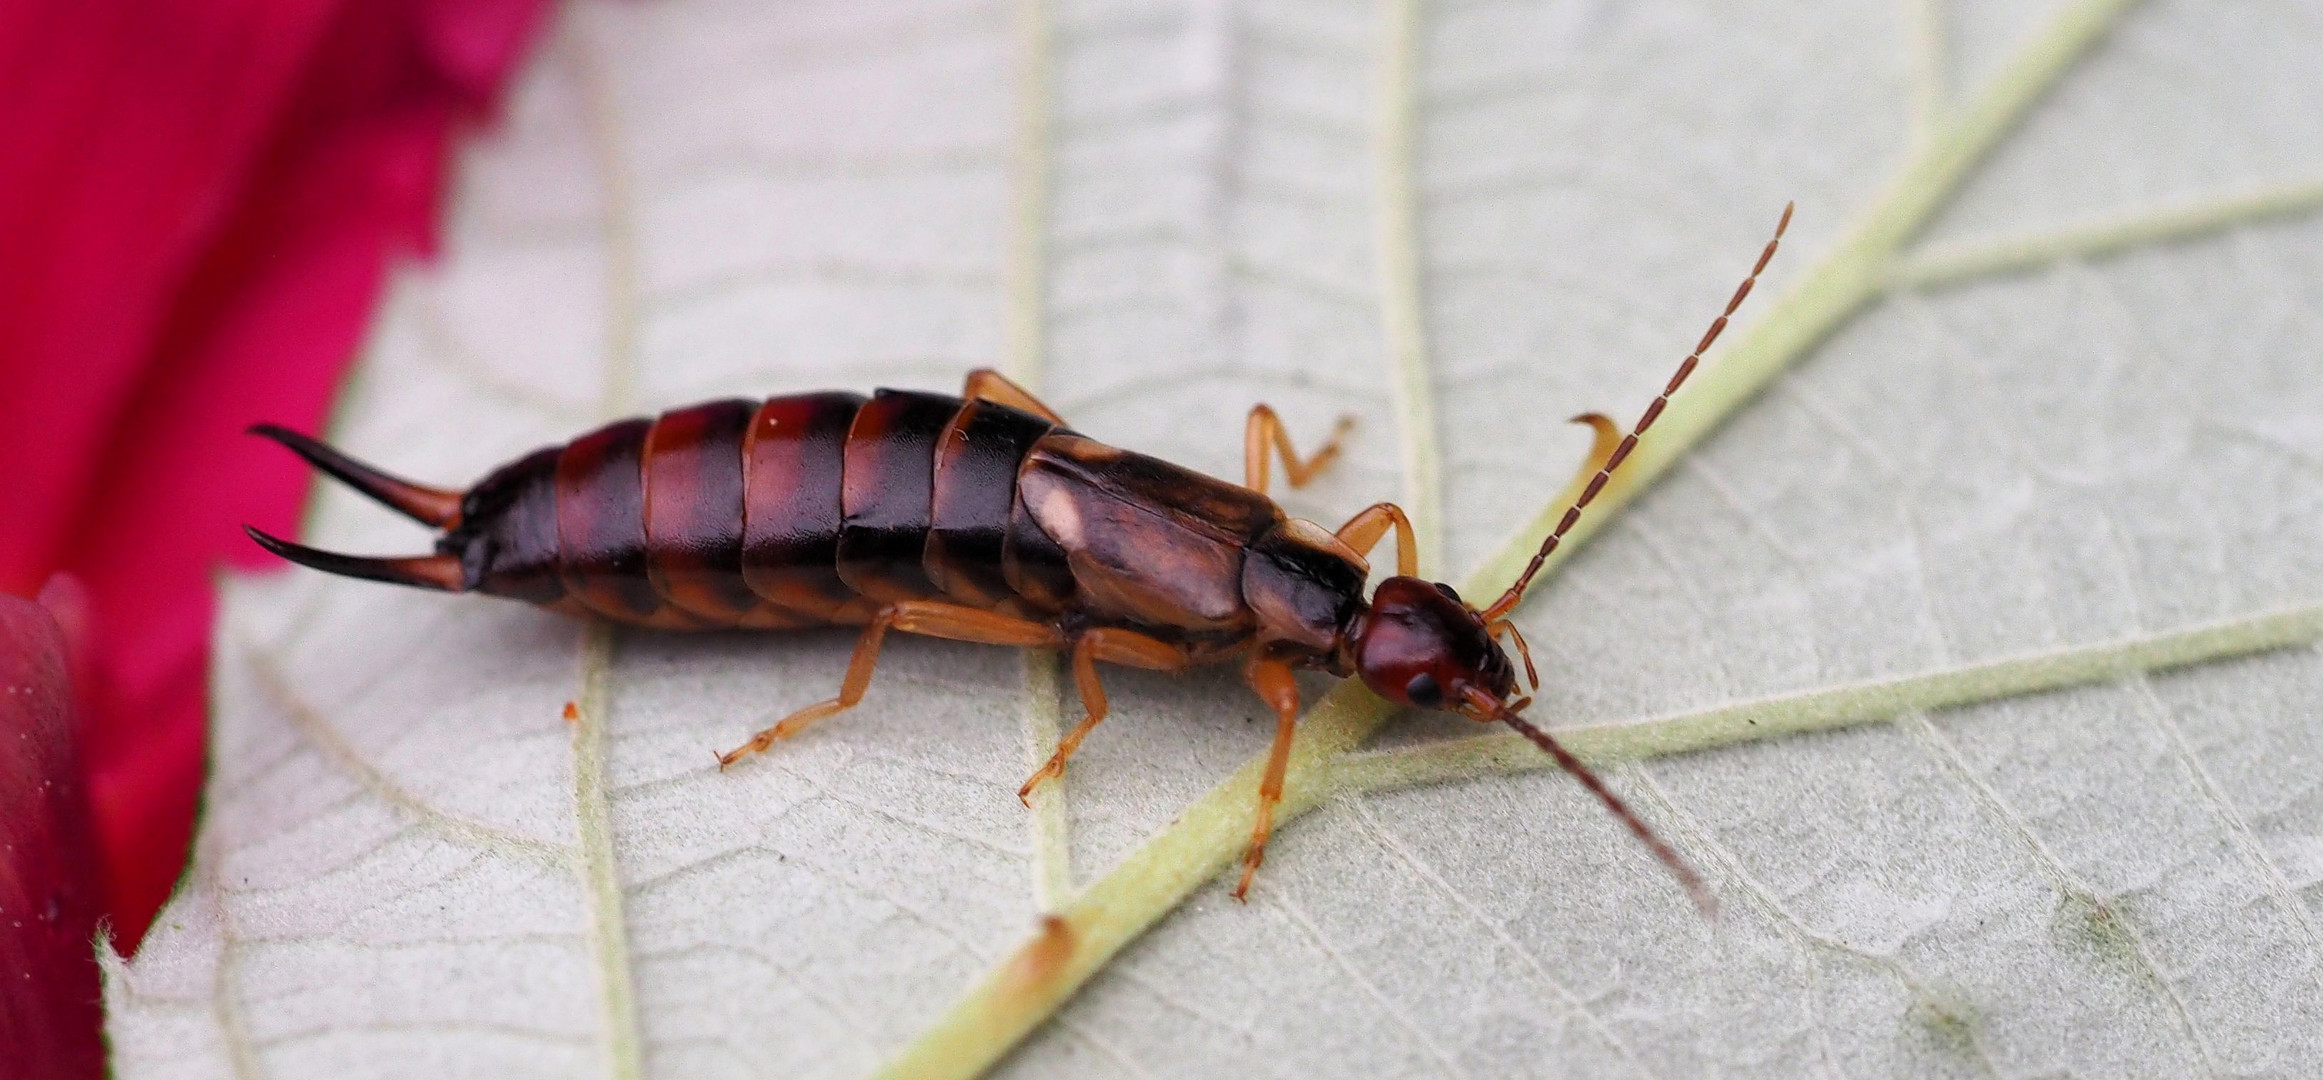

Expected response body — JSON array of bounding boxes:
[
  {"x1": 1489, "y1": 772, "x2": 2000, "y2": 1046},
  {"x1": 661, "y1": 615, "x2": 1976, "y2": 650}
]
[
  {"x1": 1348, "y1": 574, "x2": 1716, "y2": 916},
  {"x1": 1349, "y1": 576, "x2": 1530, "y2": 720}
]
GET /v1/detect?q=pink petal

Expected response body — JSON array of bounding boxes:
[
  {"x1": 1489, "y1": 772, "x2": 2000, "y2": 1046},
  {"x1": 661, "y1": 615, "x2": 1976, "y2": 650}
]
[
  {"x1": 0, "y1": 592, "x2": 105, "y2": 1080},
  {"x1": 0, "y1": 0, "x2": 549, "y2": 952}
]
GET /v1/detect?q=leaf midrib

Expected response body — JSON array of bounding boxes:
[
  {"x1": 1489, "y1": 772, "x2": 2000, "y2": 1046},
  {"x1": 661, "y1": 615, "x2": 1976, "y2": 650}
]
[
  {"x1": 143, "y1": 1, "x2": 2323, "y2": 1076},
  {"x1": 870, "y1": 1, "x2": 2323, "y2": 1074}
]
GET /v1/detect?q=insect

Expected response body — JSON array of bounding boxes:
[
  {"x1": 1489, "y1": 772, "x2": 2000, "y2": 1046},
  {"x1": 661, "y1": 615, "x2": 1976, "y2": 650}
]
[{"x1": 248, "y1": 204, "x2": 1791, "y2": 909}]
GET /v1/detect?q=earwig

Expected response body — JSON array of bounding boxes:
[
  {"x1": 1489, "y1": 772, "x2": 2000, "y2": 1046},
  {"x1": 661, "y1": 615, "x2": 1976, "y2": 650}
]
[{"x1": 249, "y1": 205, "x2": 1792, "y2": 911}]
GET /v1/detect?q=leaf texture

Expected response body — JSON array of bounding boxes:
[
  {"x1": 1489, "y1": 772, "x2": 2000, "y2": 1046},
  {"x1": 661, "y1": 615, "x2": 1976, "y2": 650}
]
[{"x1": 106, "y1": 0, "x2": 2323, "y2": 1077}]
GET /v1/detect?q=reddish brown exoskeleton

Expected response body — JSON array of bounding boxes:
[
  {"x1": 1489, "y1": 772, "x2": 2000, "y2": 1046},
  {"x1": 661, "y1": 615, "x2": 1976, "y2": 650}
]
[{"x1": 250, "y1": 205, "x2": 1792, "y2": 908}]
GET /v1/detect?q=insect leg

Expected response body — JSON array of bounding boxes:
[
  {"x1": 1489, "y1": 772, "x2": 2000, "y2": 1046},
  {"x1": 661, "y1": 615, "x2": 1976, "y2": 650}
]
[
  {"x1": 1232, "y1": 653, "x2": 1303, "y2": 901},
  {"x1": 717, "y1": 601, "x2": 1063, "y2": 768},
  {"x1": 962, "y1": 368, "x2": 1066, "y2": 424},
  {"x1": 1332, "y1": 502, "x2": 1418, "y2": 577},
  {"x1": 1487, "y1": 619, "x2": 1539, "y2": 690},
  {"x1": 1562, "y1": 412, "x2": 1622, "y2": 497},
  {"x1": 888, "y1": 601, "x2": 1067, "y2": 648},
  {"x1": 1018, "y1": 628, "x2": 1188, "y2": 804},
  {"x1": 1244, "y1": 404, "x2": 1356, "y2": 495}
]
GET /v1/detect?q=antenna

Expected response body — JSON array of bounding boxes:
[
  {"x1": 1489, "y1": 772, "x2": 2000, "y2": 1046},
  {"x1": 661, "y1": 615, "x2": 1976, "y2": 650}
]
[
  {"x1": 1478, "y1": 689, "x2": 1718, "y2": 918},
  {"x1": 1483, "y1": 202, "x2": 1793, "y2": 622}
]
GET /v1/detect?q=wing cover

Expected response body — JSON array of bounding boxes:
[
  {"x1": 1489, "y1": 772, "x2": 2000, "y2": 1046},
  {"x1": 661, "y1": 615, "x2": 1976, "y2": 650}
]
[{"x1": 1018, "y1": 434, "x2": 1279, "y2": 634}]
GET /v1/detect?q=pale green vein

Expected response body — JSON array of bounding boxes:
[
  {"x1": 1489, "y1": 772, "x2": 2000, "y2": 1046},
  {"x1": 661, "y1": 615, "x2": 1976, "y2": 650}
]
[
  {"x1": 252, "y1": 1022, "x2": 589, "y2": 1052},
  {"x1": 575, "y1": 45, "x2": 641, "y2": 413},
  {"x1": 1005, "y1": 0, "x2": 1072, "y2": 913},
  {"x1": 1906, "y1": 0, "x2": 1948, "y2": 150},
  {"x1": 2130, "y1": 674, "x2": 2323, "y2": 962},
  {"x1": 1271, "y1": 890, "x2": 1472, "y2": 1080},
  {"x1": 569, "y1": 18, "x2": 645, "y2": 1080},
  {"x1": 1003, "y1": 0, "x2": 1055, "y2": 398},
  {"x1": 1332, "y1": 603, "x2": 2323, "y2": 797},
  {"x1": 874, "y1": 2, "x2": 2144, "y2": 1076},
  {"x1": 1467, "y1": 0, "x2": 2144, "y2": 598},
  {"x1": 1342, "y1": 800, "x2": 1654, "y2": 1078},
  {"x1": 209, "y1": 867, "x2": 263, "y2": 1080},
  {"x1": 1374, "y1": 0, "x2": 1443, "y2": 576},
  {"x1": 1617, "y1": 775, "x2": 1846, "y2": 1079},
  {"x1": 123, "y1": 864, "x2": 263, "y2": 1078},
  {"x1": 1625, "y1": 773, "x2": 2002, "y2": 1078},
  {"x1": 572, "y1": 625, "x2": 640, "y2": 1080},
  {"x1": 1018, "y1": 651, "x2": 1073, "y2": 910},
  {"x1": 238, "y1": 643, "x2": 575, "y2": 866},
  {"x1": 1887, "y1": 176, "x2": 2323, "y2": 291},
  {"x1": 1900, "y1": 709, "x2": 2221, "y2": 1075}
]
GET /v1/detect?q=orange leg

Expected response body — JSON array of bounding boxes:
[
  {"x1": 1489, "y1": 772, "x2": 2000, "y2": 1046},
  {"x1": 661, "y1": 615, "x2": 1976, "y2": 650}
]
[
  {"x1": 718, "y1": 601, "x2": 1063, "y2": 768},
  {"x1": 1566, "y1": 412, "x2": 1621, "y2": 488},
  {"x1": 1488, "y1": 618, "x2": 1539, "y2": 690},
  {"x1": 1244, "y1": 404, "x2": 1356, "y2": 495},
  {"x1": 1334, "y1": 502, "x2": 1418, "y2": 577},
  {"x1": 1018, "y1": 627, "x2": 1189, "y2": 804},
  {"x1": 963, "y1": 368, "x2": 1065, "y2": 424},
  {"x1": 1478, "y1": 413, "x2": 1625, "y2": 623},
  {"x1": 1232, "y1": 654, "x2": 1304, "y2": 901}
]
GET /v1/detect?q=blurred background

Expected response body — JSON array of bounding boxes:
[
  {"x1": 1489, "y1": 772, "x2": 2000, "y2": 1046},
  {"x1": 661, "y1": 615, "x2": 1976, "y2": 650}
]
[{"x1": 9, "y1": 0, "x2": 2323, "y2": 1077}]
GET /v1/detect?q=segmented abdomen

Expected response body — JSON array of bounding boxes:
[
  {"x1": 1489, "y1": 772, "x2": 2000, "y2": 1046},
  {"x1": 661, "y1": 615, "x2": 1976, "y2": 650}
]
[{"x1": 452, "y1": 390, "x2": 1062, "y2": 629}]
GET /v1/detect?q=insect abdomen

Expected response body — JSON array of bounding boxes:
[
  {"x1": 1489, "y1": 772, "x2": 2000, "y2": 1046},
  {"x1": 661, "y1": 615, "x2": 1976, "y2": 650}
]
[
  {"x1": 553, "y1": 415, "x2": 678, "y2": 625},
  {"x1": 650, "y1": 398, "x2": 807, "y2": 628},
  {"x1": 739, "y1": 391, "x2": 869, "y2": 624},
  {"x1": 834, "y1": 390, "x2": 958, "y2": 604},
  {"x1": 930, "y1": 399, "x2": 1062, "y2": 608},
  {"x1": 459, "y1": 389, "x2": 1062, "y2": 628}
]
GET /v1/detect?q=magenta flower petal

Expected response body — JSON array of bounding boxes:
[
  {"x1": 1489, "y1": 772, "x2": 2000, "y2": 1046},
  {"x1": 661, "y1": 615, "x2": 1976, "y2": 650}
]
[
  {"x1": 0, "y1": 593, "x2": 105, "y2": 1080},
  {"x1": 0, "y1": 0, "x2": 548, "y2": 953}
]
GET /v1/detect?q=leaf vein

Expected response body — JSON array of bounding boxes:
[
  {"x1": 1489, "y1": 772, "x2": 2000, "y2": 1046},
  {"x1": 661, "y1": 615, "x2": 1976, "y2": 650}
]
[
  {"x1": 1343, "y1": 799, "x2": 1658, "y2": 1079},
  {"x1": 875, "y1": 4, "x2": 2155, "y2": 1068},
  {"x1": 1899, "y1": 709, "x2": 2221, "y2": 1076},
  {"x1": 1269, "y1": 890, "x2": 1473, "y2": 1080},
  {"x1": 239, "y1": 644, "x2": 576, "y2": 865},
  {"x1": 2130, "y1": 674, "x2": 2323, "y2": 962}
]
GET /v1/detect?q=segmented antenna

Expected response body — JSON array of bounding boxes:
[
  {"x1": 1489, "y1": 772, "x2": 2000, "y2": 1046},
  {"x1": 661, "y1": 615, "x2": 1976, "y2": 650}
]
[
  {"x1": 1480, "y1": 691, "x2": 1718, "y2": 918},
  {"x1": 1483, "y1": 202, "x2": 1793, "y2": 622}
]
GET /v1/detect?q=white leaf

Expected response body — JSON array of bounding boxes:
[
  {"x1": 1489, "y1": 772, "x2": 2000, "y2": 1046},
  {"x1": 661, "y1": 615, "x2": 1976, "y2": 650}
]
[{"x1": 104, "y1": 0, "x2": 2323, "y2": 1077}]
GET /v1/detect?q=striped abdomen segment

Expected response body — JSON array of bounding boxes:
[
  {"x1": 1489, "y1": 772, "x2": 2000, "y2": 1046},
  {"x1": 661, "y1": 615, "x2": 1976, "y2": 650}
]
[{"x1": 453, "y1": 390, "x2": 1060, "y2": 628}]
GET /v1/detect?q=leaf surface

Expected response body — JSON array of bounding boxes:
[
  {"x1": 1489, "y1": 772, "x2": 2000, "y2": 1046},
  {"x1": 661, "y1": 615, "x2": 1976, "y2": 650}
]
[{"x1": 106, "y1": 0, "x2": 2323, "y2": 1077}]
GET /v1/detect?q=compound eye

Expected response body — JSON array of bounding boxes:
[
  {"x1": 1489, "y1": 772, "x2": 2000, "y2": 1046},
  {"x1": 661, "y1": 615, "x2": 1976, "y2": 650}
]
[
  {"x1": 1404, "y1": 672, "x2": 1444, "y2": 707},
  {"x1": 1432, "y1": 582, "x2": 1461, "y2": 603}
]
